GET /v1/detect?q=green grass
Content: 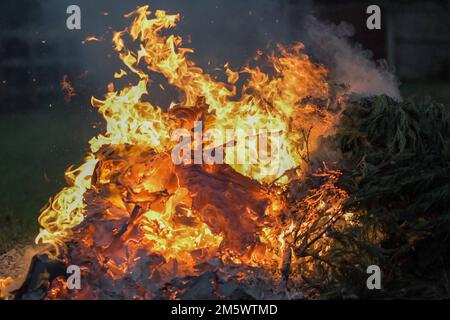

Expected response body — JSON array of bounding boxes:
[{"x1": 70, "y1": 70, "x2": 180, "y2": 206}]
[{"x1": 0, "y1": 102, "x2": 98, "y2": 254}]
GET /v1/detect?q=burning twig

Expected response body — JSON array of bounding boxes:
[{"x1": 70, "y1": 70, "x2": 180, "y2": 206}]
[
  {"x1": 114, "y1": 205, "x2": 141, "y2": 239},
  {"x1": 300, "y1": 126, "x2": 313, "y2": 164},
  {"x1": 269, "y1": 165, "x2": 302, "y2": 187},
  {"x1": 279, "y1": 244, "x2": 293, "y2": 293}
]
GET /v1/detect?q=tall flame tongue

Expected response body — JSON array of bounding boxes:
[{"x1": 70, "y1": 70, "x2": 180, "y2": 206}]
[{"x1": 35, "y1": 6, "x2": 338, "y2": 299}]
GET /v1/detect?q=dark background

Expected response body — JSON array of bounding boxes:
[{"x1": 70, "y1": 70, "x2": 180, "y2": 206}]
[{"x1": 0, "y1": 0, "x2": 449, "y2": 252}]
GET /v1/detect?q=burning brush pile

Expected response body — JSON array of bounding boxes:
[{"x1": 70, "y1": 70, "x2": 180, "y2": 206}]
[{"x1": 2, "y1": 5, "x2": 449, "y2": 300}]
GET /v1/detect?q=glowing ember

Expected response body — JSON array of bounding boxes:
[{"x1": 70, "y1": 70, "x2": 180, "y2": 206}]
[
  {"x1": 82, "y1": 36, "x2": 101, "y2": 44},
  {"x1": 61, "y1": 75, "x2": 76, "y2": 102},
  {"x1": 0, "y1": 277, "x2": 13, "y2": 300}
]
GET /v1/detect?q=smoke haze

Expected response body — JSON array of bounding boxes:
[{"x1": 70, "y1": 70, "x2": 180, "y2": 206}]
[{"x1": 303, "y1": 17, "x2": 401, "y2": 100}]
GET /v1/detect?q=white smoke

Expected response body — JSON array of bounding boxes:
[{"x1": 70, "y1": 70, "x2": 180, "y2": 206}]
[{"x1": 304, "y1": 17, "x2": 401, "y2": 101}]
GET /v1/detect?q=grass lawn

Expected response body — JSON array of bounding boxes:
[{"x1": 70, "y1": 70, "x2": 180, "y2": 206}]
[
  {"x1": 0, "y1": 102, "x2": 99, "y2": 254},
  {"x1": 0, "y1": 81, "x2": 448, "y2": 254}
]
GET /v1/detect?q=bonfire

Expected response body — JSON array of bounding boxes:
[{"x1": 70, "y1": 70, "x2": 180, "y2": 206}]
[{"x1": 2, "y1": 5, "x2": 372, "y2": 300}]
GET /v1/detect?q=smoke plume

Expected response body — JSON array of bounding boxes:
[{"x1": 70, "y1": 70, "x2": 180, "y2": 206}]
[{"x1": 304, "y1": 17, "x2": 401, "y2": 101}]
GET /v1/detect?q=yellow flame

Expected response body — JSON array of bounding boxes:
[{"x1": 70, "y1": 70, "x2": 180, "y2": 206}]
[{"x1": 36, "y1": 155, "x2": 98, "y2": 253}]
